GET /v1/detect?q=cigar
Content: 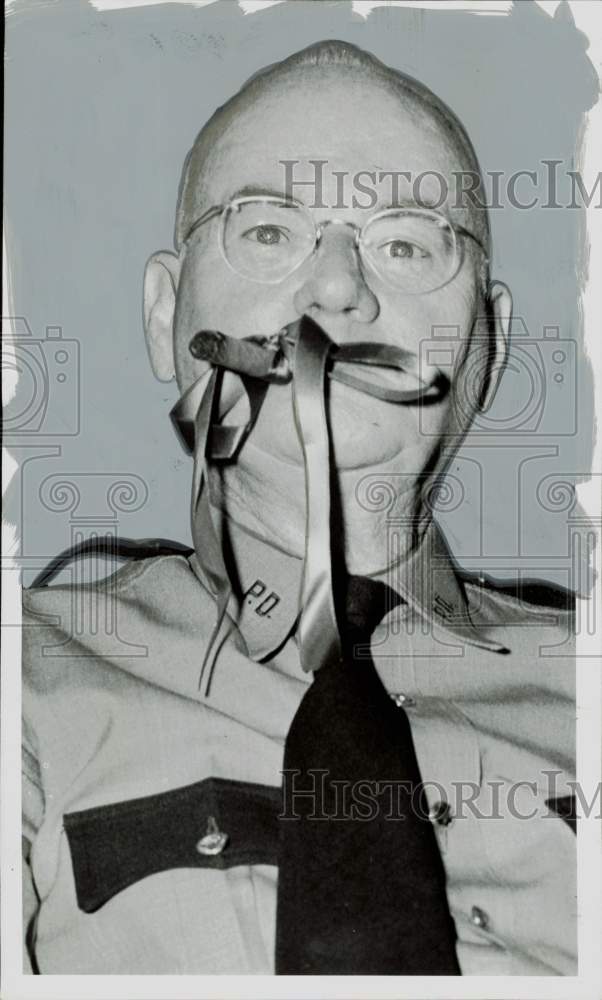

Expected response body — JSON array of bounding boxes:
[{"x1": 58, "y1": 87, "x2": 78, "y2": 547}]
[
  {"x1": 188, "y1": 325, "x2": 445, "y2": 403},
  {"x1": 189, "y1": 330, "x2": 291, "y2": 383}
]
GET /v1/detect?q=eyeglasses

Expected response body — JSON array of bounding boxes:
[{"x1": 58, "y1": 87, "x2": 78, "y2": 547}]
[{"x1": 184, "y1": 195, "x2": 488, "y2": 295}]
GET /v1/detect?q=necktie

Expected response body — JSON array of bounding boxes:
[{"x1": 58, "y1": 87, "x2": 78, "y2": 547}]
[
  {"x1": 170, "y1": 317, "x2": 459, "y2": 973},
  {"x1": 275, "y1": 575, "x2": 461, "y2": 975}
]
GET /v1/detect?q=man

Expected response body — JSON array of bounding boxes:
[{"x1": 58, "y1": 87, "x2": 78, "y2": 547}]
[{"x1": 22, "y1": 40, "x2": 576, "y2": 976}]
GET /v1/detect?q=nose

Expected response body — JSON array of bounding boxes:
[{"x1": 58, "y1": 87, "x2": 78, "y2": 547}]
[{"x1": 293, "y1": 224, "x2": 379, "y2": 323}]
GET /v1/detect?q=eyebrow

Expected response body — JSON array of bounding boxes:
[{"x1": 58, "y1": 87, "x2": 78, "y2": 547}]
[{"x1": 226, "y1": 185, "x2": 297, "y2": 203}]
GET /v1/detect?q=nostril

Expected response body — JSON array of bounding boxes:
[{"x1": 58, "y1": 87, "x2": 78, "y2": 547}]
[{"x1": 293, "y1": 257, "x2": 380, "y2": 323}]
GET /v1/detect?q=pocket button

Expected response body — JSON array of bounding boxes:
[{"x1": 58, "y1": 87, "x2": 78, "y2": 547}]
[{"x1": 196, "y1": 815, "x2": 229, "y2": 856}]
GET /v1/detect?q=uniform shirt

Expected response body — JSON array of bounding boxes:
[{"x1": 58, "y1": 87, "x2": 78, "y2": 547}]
[{"x1": 22, "y1": 521, "x2": 576, "y2": 976}]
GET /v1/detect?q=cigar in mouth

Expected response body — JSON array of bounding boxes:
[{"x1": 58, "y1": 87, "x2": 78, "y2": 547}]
[
  {"x1": 188, "y1": 326, "x2": 447, "y2": 404},
  {"x1": 188, "y1": 330, "x2": 291, "y2": 383}
]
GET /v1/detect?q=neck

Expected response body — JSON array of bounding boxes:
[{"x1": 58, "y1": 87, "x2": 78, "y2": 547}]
[{"x1": 208, "y1": 442, "x2": 431, "y2": 576}]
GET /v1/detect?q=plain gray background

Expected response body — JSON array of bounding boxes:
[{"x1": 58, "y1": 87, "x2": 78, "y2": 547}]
[{"x1": 5, "y1": 0, "x2": 598, "y2": 589}]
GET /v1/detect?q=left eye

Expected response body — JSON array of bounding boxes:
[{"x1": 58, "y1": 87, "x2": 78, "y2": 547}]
[
  {"x1": 382, "y1": 240, "x2": 429, "y2": 260},
  {"x1": 242, "y1": 225, "x2": 289, "y2": 246}
]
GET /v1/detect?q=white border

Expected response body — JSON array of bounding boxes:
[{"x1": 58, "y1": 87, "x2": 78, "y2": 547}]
[{"x1": 2, "y1": 1, "x2": 601, "y2": 998}]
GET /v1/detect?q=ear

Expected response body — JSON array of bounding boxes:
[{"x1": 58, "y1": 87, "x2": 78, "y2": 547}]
[
  {"x1": 480, "y1": 280, "x2": 512, "y2": 412},
  {"x1": 143, "y1": 251, "x2": 181, "y2": 382}
]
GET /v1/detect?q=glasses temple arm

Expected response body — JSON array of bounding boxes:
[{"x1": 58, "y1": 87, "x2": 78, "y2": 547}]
[
  {"x1": 183, "y1": 205, "x2": 224, "y2": 244},
  {"x1": 456, "y1": 224, "x2": 490, "y2": 261}
]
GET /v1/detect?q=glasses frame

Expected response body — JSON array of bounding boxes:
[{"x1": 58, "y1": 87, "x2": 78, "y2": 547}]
[{"x1": 183, "y1": 195, "x2": 489, "y2": 295}]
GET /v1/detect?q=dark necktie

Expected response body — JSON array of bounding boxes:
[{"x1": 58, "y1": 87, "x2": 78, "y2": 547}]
[
  {"x1": 275, "y1": 575, "x2": 461, "y2": 975},
  {"x1": 171, "y1": 317, "x2": 459, "y2": 973}
]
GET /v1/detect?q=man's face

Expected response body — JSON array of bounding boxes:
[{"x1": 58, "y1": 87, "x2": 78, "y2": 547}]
[{"x1": 172, "y1": 71, "x2": 484, "y2": 473}]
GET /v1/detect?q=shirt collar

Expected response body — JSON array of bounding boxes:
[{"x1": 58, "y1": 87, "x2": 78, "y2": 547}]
[
  {"x1": 189, "y1": 517, "x2": 508, "y2": 661},
  {"x1": 189, "y1": 521, "x2": 303, "y2": 660},
  {"x1": 386, "y1": 523, "x2": 507, "y2": 653}
]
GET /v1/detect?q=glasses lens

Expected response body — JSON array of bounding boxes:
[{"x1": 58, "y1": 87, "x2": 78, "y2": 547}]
[
  {"x1": 362, "y1": 210, "x2": 458, "y2": 293},
  {"x1": 222, "y1": 199, "x2": 315, "y2": 282}
]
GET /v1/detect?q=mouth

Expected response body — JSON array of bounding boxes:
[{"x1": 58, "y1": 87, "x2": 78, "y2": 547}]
[
  {"x1": 172, "y1": 315, "x2": 450, "y2": 462},
  {"x1": 190, "y1": 318, "x2": 449, "y2": 409},
  {"x1": 330, "y1": 354, "x2": 447, "y2": 404}
]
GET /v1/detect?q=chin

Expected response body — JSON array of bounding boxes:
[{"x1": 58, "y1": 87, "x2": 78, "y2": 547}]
[
  {"x1": 252, "y1": 382, "x2": 410, "y2": 469},
  {"x1": 252, "y1": 426, "x2": 405, "y2": 472},
  {"x1": 330, "y1": 426, "x2": 406, "y2": 471}
]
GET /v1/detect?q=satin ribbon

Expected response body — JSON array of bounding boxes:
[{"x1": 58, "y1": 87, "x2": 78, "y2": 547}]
[
  {"x1": 185, "y1": 326, "x2": 444, "y2": 409},
  {"x1": 171, "y1": 366, "x2": 268, "y2": 694},
  {"x1": 170, "y1": 317, "x2": 447, "y2": 688},
  {"x1": 330, "y1": 342, "x2": 443, "y2": 403},
  {"x1": 291, "y1": 318, "x2": 343, "y2": 674}
]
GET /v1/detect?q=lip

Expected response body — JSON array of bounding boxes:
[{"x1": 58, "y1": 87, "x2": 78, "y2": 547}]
[
  {"x1": 194, "y1": 320, "x2": 445, "y2": 407},
  {"x1": 177, "y1": 318, "x2": 447, "y2": 466},
  {"x1": 331, "y1": 359, "x2": 441, "y2": 399}
]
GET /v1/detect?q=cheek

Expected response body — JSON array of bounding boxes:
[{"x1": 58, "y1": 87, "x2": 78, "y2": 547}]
[
  {"x1": 377, "y1": 283, "x2": 476, "y2": 442},
  {"x1": 378, "y1": 280, "x2": 477, "y2": 349},
  {"x1": 179, "y1": 244, "x2": 296, "y2": 340},
  {"x1": 378, "y1": 282, "x2": 478, "y2": 437},
  {"x1": 171, "y1": 248, "x2": 274, "y2": 387},
  {"x1": 411, "y1": 397, "x2": 454, "y2": 447}
]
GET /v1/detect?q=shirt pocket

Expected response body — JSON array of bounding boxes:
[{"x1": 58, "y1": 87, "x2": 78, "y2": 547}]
[{"x1": 63, "y1": 776, "x2": 281, "y2": 914}]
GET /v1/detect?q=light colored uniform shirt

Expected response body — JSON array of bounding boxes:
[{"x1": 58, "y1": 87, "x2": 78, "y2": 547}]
[{"x1": 22, "y1": 522, "x2": 576, "y2": 975}]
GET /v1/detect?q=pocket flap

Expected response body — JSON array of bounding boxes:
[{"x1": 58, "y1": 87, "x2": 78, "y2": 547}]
[{"x1": 64, "y1": 777, "x2": 282, "y2": 913}]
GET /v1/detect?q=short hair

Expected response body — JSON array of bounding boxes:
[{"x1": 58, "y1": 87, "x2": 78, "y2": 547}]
[{"x1": 174, "y1": 39, "x2": 489, "y2": 254}]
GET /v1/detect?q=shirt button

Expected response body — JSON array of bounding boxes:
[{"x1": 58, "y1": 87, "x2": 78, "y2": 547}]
[
  {"x1": 428, "y1": 801, "x2": 453, "y2": 827},
  {"x1": 196, "y1": 815, "x2": 229, "y2": 856},
  {"x1": 390, "y1": 692, "x2": 416, "y2": 708},
  {"x1": 470, "y1": 905, "x2": 489, "y2": 930}
]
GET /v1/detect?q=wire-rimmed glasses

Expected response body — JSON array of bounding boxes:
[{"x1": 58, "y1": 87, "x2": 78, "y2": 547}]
[{"x1": 184, "y1": 195, "x2": 487, "y2": 295}]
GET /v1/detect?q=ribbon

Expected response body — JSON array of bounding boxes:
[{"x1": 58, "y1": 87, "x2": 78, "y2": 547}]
[
  {"x1": 170, "y1": 318, "x2": 448, "y2": 688},
  {"x1": 171, "y1": 365, "x2": 269, "y2": 694},
  {"x1": 291, "y1": 317, "x2": 343, "y2": 673}
]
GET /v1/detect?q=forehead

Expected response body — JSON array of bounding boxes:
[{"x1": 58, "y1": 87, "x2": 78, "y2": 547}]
[{"x1": 195, "y1": 71, "x2": 475, "y2": 221}]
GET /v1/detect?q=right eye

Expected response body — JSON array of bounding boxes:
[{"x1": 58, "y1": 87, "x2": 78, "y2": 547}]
[
  {"x1": 242, "y1": 225, "x2": 290, "y2": 246},
  {"x1": 381, "y1": 239, "x2": 429, "y2": 261}
]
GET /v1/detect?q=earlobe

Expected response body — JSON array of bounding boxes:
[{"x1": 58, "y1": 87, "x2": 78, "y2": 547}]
[
  {"x1": 143, "y1": 251, "x2": 181, "y2": 382},
  {"x1": 480, "y1": 280, "x2": 512, "y2": 412}
]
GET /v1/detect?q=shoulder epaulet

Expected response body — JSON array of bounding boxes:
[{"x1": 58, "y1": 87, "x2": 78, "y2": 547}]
[
  {"x1": 29, "y1": 538, "x2": 194, "y2": 589},
  {"x1": 461, "y1": 571, "x2": 577, "y2": 612}
]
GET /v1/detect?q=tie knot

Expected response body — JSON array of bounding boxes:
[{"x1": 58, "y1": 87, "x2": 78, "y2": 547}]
[{"x1": 344, "y1": 575, "x2": 404, "y2": 637}]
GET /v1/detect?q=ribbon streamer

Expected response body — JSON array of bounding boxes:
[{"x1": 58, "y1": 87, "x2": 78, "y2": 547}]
[
  {"x1": 171, "y1": 364, "x2": 269, "y2": 694},
  {"x1": 292, "y1": 317, "x2": 343, "y2": 674},
  {"x1": 170, "y1": 319, "x2": 449, "y2": 689}
]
